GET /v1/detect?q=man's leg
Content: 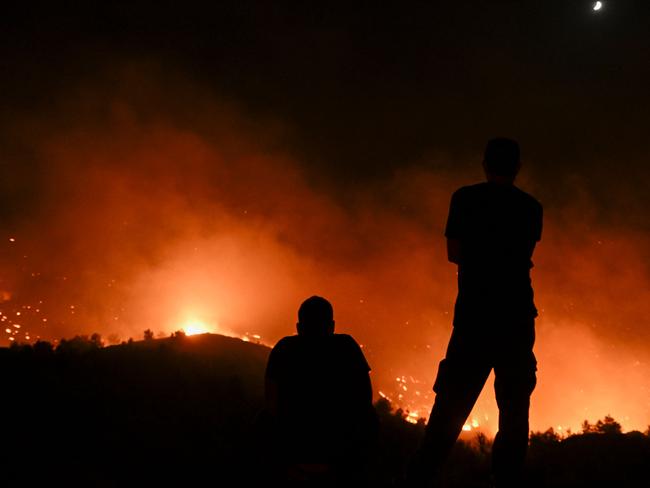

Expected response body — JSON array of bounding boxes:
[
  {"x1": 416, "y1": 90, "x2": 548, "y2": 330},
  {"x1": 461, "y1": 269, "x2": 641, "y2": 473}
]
[
  {"x1": 407, "y1": 329, "x2": 491, "y2": 486},
  {"x1": 492, "y1": 325, "x2": 537, "y2": 488}
]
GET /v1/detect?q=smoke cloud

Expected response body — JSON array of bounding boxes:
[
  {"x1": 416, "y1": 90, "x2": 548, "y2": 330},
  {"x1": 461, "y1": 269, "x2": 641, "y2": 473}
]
[{"x1": 1, "y1": 66, "x2": 648, "y2": 433}]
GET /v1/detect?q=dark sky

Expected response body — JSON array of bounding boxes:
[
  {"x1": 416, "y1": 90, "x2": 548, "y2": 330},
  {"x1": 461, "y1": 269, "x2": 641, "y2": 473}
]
[{"x1": 2, "y1": 1, "x2": 649, "y2": 189}]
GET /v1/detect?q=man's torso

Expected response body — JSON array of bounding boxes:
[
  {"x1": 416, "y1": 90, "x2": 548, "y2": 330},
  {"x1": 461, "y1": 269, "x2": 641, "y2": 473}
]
[{"x1": 445, "y1": 182, "x2": 543, "y2": 326}]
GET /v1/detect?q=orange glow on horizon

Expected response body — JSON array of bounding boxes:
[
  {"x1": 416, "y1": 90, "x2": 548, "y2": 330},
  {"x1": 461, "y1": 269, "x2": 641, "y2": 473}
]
[{"x1": 181, "y1": 319, "x2": 213, "y2": 336}]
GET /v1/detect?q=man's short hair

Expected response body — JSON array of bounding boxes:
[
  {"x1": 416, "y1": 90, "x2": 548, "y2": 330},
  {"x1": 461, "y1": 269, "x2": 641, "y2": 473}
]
[
  {"x1": 484, "y1": 138, "x2": 521, "y2": 177},
  {"x1": 298, "y1": 296, "x2": 334, "y2": 336}
]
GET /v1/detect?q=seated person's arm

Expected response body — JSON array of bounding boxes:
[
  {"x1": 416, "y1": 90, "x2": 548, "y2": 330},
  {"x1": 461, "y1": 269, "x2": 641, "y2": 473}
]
[
  {"x1": 264, "y1": 344, "x2": 283, "y2": 416},
  {"x1": 447, "y1": 238, "x2": 462, "y2": 264},
  {"x1": 360, "y1": 369, "x2": 373, "y2": 405},
  {"x1": 264, "y1": 375, "x2": 280, "y2": 416},
  {"x1": 350, "y1": 339, "x2": 373, "y2": 406}
]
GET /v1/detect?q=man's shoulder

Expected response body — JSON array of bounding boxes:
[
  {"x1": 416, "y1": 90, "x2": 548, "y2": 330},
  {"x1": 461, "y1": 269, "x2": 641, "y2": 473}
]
[
  {"x1": 452, "y1": 183, "x2": 484, "y2": 198},
  {"x1": 266, "y1": 336, "x2": 300, "y2": 377},
  {"x1": 272, "y1": 334, "x2": 360, "y2": 351},
  {"x1": 332, "y1": 334, "x2": 370, "y2": 369},
  {"x1": 455, "y1": 183, "x2": 542, "y2": 208},
  {"x1": 451, "y1": 182, "x2": 496, "y2": 203},
  {"x1": 331, "y1": 333, "x2": 362, "y2": 349},
  {"x1": 332, "y1": 332, "x2": 358, "y2": 342},
  {"x1": 272, "y1": 333, "x2": 364, "y2": 354},
  {"x1": 271, "y1": 335, "x2": 300, "y2": 353},
  {"x1": 512, "y1": 186, "x2": 543, "y2": 211}
]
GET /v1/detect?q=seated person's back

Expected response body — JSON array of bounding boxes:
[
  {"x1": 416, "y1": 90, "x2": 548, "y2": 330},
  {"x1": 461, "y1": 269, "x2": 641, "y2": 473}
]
[{"x1": 265, "y1": 296, "x2": 374, "y2": 468}]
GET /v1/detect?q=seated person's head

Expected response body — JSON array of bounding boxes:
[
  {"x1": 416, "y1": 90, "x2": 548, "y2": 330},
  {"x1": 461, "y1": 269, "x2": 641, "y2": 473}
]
[
  {"x1": 297, "y1": 296, "x2": 335, "y2": 337},
  {"x1": 483, "y1": 138, "x2": 521, "y2": 182}
]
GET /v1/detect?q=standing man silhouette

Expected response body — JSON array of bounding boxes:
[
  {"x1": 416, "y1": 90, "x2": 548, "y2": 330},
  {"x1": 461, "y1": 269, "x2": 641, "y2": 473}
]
[{"x1": 408, "y1": 138, "x2": 543, "y2": 488}]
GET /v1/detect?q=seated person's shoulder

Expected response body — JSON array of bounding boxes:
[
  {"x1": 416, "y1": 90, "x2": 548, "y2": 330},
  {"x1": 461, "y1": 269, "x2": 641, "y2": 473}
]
[
  {"x1": 452, "y1": 184, "x2": 480, "y2": 199},
  {"x1": 514, "y1": 187, "x2": 543, "y2": 211},
  {"x1": 332, "y1": 333, "x2": 360, "y2": 347},
  {"x1": 531, "y1": 194, "x2": 543, "y2": 212},
  {"x1": 451, "y1": 183, "x2": 492, "y2": 205},
  {"x1": 332, "y1": 334, "x2": 370, "y2": 371},
  {"x1": 266, "y1": 336, "x2": 301, "y2": 379},
  {"x1": 271, "y1": 335, "x2": 300, "y2": 353}
]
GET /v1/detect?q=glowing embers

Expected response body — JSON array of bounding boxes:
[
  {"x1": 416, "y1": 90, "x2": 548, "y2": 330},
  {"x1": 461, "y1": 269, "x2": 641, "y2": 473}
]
[
  {"x1": 462, "y1": 418, "x2": 481, "y2": 432},
  {"x1": 175, "y1": 313, "x2": 266, "y2": 345},
  {"x1": 406, "y1": 411, "x2": 421, "y2": 425},
  {"x1": 1, "y1": 304, "x2": 40, "y2": 344},
  {"x1": 241, "y1": 333, "x2": 262, "y2": 344}
]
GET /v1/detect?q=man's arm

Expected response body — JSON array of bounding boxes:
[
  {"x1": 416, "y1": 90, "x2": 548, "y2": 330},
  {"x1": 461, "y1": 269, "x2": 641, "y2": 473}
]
[
  {"x1": 341, "y1": 335, "x2": 373, "y2": 404},
  {"x1": 264, "y1": 376, "x2": 280, "y2": 415},
  {"x1": 264, "y1": 343, "x2": 284, "y2": 415},
  {"x1": 447, "y1": 238, "x2": 462, "y2": 264},
  {"x1": 445, "y1": 189, "x2": 464, "y2": 264},
  {"x1": 359, "y1": 367, "x2": 373, "y2": 405}
]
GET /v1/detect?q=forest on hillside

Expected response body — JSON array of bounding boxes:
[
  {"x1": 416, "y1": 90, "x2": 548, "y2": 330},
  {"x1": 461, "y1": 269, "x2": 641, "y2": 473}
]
[{"x1": 2, "y1": 334, "x2": 649, "y2": 487}]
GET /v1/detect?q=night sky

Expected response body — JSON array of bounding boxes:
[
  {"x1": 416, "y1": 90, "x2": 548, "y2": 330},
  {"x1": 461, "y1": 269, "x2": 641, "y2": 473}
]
[{"x1": 1, "y1": 1, "x2": 649, "y2": 432}]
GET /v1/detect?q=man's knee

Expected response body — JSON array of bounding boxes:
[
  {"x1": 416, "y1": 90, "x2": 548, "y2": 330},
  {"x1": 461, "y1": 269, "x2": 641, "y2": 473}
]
[
  {"x1": 494, "y1": 377, "x2": 535, "y2": 411},
  {"x1": 494, "y1": 361, "x2": 536, "y2": 439},
  {"x1": 433, "y1": 358, "x2": 487, "y2": 397},
  {"x1": 432, "y1": 358, "x2": 455, "y2": 396},
  {"x1": 494, "y1": 352, "x2": 536, "y2": 401},
  {"x1": 428, "y1": 358, "x2": 489, "y2": 434}
]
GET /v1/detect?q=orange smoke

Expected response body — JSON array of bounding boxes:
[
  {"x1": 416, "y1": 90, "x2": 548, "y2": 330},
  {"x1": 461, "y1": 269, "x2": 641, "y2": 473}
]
[{"x1": 0, "y1": 69, "x2": 648, "y2": 434}]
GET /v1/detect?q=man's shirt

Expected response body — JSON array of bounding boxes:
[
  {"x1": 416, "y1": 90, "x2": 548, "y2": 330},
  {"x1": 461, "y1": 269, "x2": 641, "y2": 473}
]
[
  {"x1": 445, "y1": 182, "x2": 543, "y2": 326},
  {"x1": 265, "y1": 333, "x2": 372, "y2": 461}
]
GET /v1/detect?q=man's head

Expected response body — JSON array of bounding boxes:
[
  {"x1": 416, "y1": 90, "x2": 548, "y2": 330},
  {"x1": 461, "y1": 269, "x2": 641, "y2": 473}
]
[
  {"x1": 296, "y1": 296, "x2": 335, "y2": 337},
  {"x1": 483, "y1": 138, "x2": 521, "y2": 183}
]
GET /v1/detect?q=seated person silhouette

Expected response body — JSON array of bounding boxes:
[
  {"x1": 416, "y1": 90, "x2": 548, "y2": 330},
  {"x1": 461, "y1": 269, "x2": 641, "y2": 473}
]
[
  {"x1": 264, "y1": 296, "x2": 375, "y2": 485},
  {"x1": 407, "y1": 138, "x2": 543, "y2": 488}
]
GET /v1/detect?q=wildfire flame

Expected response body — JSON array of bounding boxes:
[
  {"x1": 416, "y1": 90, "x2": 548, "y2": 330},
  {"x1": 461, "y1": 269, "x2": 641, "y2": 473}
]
[{"x1": 181, "y1": 319, "x2": 213, "y2": 336}]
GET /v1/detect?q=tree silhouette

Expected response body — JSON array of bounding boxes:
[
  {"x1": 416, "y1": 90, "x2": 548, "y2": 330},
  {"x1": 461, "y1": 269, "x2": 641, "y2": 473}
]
[
  {"x1": 581, "y1": 419, "x2": 595, "y2": 434},
  {"x1": 56, "y1": 334, "x2": 102, "y2": 354},
  {"x1": 33, "y1": 340, "x2": 53, "y2": 355},
  {"x1": 530, "y1": 428, "x2": 562, "y2": 445},
  {"x1": 595, "y1": 415, "x2": 622, "y2": 435},
  {"x1": 90, "y1": 332, "x2": 103, "y2": 348},
  {"x1": 582, "y1": 415, "x2": 622, "y2": 435}
]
